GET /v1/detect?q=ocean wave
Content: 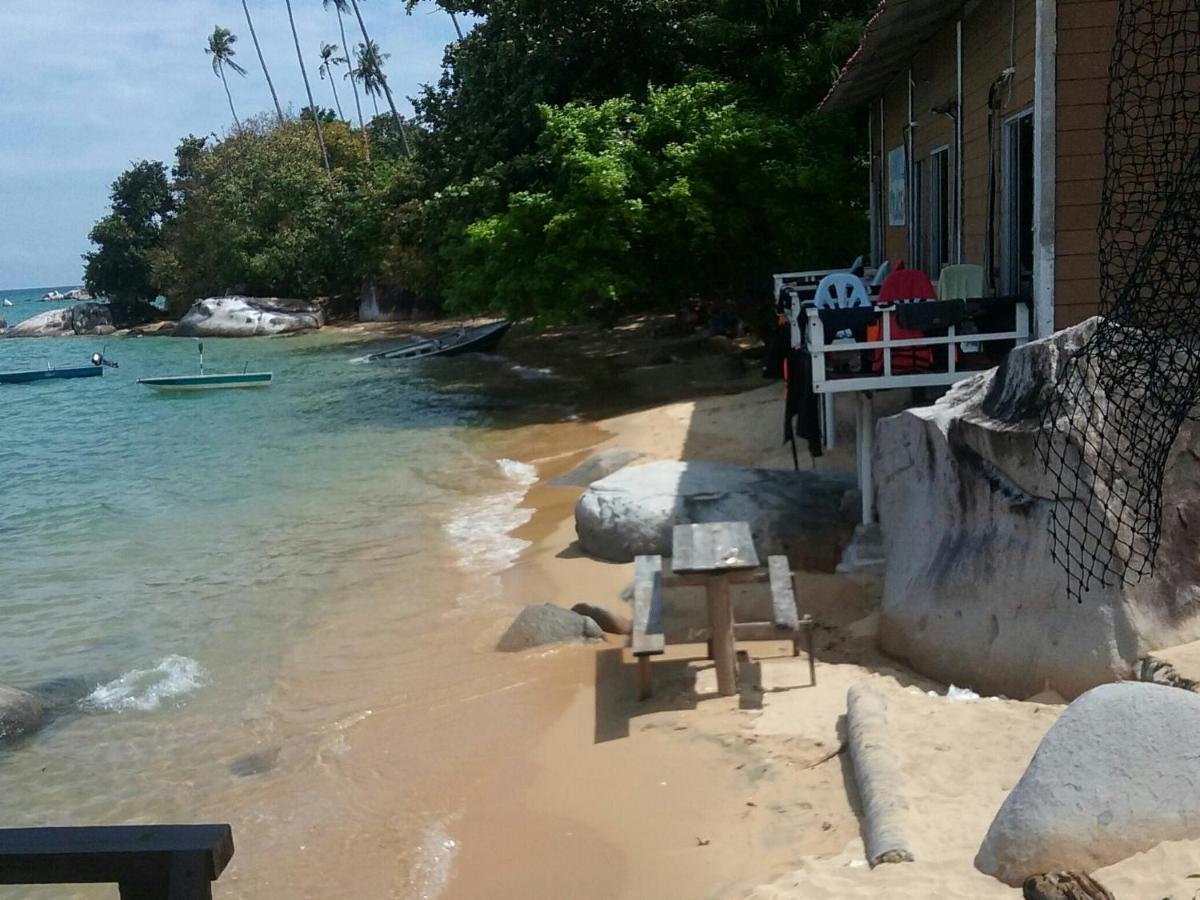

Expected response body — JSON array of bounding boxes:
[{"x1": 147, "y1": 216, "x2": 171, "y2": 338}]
[
  {"x1": 496, "y1": 458, "x2": 538, "y2": 485},
  {"x1": 442, "y1": 459, "x2": 537, "y2": 577},
  {"x1": 409, "y1": 821, "x2": 458, "y2": 900},
  {"x1": 82, "y1": 655, "x2": 207, "y2": 712}
]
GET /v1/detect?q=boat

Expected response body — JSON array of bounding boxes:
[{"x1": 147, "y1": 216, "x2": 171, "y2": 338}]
[
  {"x1": 364, "y1": 321, "x2": 512, "y2": 362},
  {"x1": 0, "y1": 352, "x2": 117, "y2": 385},
  {"x1": 1, "y1": 299, "x2": 12, "y2": 308},
  {"x1": 138, "y1": 342, "x2": 272, "y2": 392}
]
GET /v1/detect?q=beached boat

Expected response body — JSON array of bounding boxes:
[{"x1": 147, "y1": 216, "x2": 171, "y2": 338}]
[
  {"x1": 138, "y1": 342, "x2": 271, "y2": 392},
  {"x1": 364, "y1": 321, "x2": 511, "y2": 362},
  {"x1": 0, "y1": 353, "x2": 116, "y2": 384}
]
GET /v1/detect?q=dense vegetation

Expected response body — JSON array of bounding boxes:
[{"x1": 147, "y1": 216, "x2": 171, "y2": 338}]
[{"x1": 85, "y1": 0, "x2": 873, "y2": 324}]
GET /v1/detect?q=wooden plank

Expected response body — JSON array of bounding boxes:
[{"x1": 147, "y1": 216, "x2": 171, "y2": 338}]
[
  {"x1": 0, "y1": 825, "x2": 233, "y2": 889},
  {"x1": 768, "y1": 557, "x2": 801, "y2": 631},
  {"x1": 671, "y1": 522, "x2": 760, "y2": 574},
  {"x1": 631, "y1": 555, "x2": 665, "y2": 657},
  {"x1": 707, "y1": 574, "x2": 738, "y2": 696}
]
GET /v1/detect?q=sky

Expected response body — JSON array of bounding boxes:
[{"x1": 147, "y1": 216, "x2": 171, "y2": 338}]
[{"x1": 0, "y1": 0, "x2": 466, "y2": 290}]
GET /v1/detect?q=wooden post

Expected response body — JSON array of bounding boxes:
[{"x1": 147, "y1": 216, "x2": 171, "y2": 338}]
[
  {"x1": 708, "y1": 575, "x2": 737, "y2": 696},
  {"x1": 637, "y1": 656, "x2": 653, "y2": 701}
]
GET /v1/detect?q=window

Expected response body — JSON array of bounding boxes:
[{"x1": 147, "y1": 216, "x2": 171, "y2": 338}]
[{"x1": 1001, "y1": 111, "x2": 1035, "y2": 297}]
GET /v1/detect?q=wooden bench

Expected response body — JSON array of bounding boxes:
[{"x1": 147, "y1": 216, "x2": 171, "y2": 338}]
[
  {"x1": 630, "y1": 552, "x2": 816, "y2": 699},
  {"x1": 0, "y1": 824, "x2": 234, "y2": 899},
  {"x1": 632, "y1": 554, "x2": 666, "y2": 700}
]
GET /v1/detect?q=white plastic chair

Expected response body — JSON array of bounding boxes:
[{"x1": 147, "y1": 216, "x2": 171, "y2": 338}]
[{"x1": 812, "y1": 272, "x2": 870, "y2": 309}]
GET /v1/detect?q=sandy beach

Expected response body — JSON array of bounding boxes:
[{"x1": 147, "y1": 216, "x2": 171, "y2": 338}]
[{"x1": 399, "y1": 324, "x2": 1200, "y2": 899}]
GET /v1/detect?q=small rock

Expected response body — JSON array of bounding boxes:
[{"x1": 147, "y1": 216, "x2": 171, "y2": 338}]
[
  {"x1": 229, "y1": 747, "x2": 281, "y2": 777},
  {"x1": 570, "y1": 603, "x2": 631, "y2": 635},
  {"x1": 497, "y1": 604, "x2": 606, "y2": 652},
  {"x1": 1022, "y1": 872, "x2": 1114, "y2": 900}
]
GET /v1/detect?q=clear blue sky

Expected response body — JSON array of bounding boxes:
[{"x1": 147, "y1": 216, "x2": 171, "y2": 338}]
[{"x1": 0, "y1": 1, "x2": 465, "y2": 291}]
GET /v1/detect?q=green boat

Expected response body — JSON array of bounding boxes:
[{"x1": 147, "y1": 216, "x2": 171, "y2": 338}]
[{"x1": 138, "y1": 343, "x2": 272, "y2": 392}]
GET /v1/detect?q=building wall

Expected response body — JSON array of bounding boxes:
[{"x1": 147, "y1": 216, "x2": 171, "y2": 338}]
[
  {"x1": 1054, "y1": 0, "x2": 1119, "y2": 328},
  {"x1": 876, "y1": 0, "x2": 1037, "y2": 280}
]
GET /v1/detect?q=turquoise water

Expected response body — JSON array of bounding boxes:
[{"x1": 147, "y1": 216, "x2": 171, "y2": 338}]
[{"x1": 0, "y1": 288, "x2": 569, "y2": 897}]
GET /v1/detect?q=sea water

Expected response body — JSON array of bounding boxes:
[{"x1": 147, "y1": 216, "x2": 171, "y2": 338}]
[{"x1": 0, "y1": 288, "x2": 574, "y2": 897}]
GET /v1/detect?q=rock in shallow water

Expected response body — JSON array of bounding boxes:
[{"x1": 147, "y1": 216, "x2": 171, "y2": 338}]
[
  {"x1": 0, "y1": 685, "x2": 46, "y2": 743},
  {"x1": 497, "y1": 604, "x2": 605, "y2": 651},
  {"x1": 875, "y1": 317, "x2": 1200, "y2": 699},
  {"x1": 3, "y1": 303, "x2": 114, "y2": 338},
  {"x1": 976, "y1": 682, "x2": 1200, "y2": 885},
  {"x1": 173, "y1": 296, "x2": 323, "y2": 337},
  {"x1": 574, "y1": 460, "x2": 856, "y2": 566}
]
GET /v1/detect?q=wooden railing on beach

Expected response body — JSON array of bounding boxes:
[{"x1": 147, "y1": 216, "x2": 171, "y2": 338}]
[{"x1": 0, "y1": 824, "x2": 233, "y2": 899}]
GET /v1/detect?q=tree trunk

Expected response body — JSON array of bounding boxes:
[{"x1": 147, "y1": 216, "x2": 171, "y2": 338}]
[
  {"x1": 327, "y1": 70, "x2": 344, "y2": 121},
  {"x1": 219, "y1": 67, "x2": 241, "y2": 130},
  {"x1": 285, "y1": 0, "x2": 331, "y2": 174},
  {"x1": 335, "y1": 4, "x2": 370, "y2": 160},
  {"x1": 241, "y1": 0, "x2": 285, "y2": 123},
  {"x1": 349, "y1": 0, "x2": 411, "y2": 158}
]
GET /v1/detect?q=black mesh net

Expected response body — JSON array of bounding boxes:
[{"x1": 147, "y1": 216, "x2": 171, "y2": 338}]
[{"x1": 1036, "y1": 0, "x2": 1200, "y2": 601}]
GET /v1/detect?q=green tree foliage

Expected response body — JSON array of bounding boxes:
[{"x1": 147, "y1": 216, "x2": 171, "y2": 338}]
[
  {"x1": 442, "y1": 80, "x2": 866, "y2": 320},
  {"x1": 83, "y1": 161, "x2": 174, "y2": 323},
  {"x1": 156, "y1": 117, "x2": 403, "y2": 313}
]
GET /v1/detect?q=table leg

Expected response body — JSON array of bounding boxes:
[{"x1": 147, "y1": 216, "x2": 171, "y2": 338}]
[{"x1": 707, "y1": 574, "x2": 737, "y2": 696}]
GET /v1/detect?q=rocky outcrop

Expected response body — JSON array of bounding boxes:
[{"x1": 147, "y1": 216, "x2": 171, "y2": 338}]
[
  {"x1": 2, "y1": 303, "x2": 115, "y2": 338},
  {"x1": 552, "y1": 448, "x2": 643, "y2": 487},
  {"x1": 0, "y1": 685, "x2": 46, "y2": 743},
  {"x1": 574, "y1": 460, "x2": 856, "y2": 567},
  {"x1": 1021, "y1": 872, "x2": 1115, "y2": 900},
  {"x1": 173, "y1": 296, "x2": 323, "y2": 337},
  {"x1": 497, "y1": 604, "x2": 605, "y2": 651},
  {"x1": 874, "y1": 318, "x2": 1200, "y2": 699},
  {"x1": 977, "y1": 683, "x2": 1200, "y2": 884}
]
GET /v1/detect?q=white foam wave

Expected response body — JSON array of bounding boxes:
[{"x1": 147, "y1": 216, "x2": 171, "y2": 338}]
[
  {"x1": 442, "y1": 459, "x2": 537, "y2": 578},
  {"x1": 83, "y1": 655, "x2": 207, "y2": 712},
  {"x1": 510, "y1": 364, "x2": 561, "y2": 381},
  {"x1": 409, "y1": 821, "x2": 458, "y2": 900},
  {"x1": 497, "y1": 458, "x2": 537, "y2": 484}
]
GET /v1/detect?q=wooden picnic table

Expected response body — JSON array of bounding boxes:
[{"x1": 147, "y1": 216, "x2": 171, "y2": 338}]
[{"x1": 671, "y1": 522, "x2": 760, "y2": 696}]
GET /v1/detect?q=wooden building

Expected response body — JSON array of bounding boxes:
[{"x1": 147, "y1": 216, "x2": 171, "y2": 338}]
[{"x1": 821, "y1": 0, "x2": 1118, "y2": 337}]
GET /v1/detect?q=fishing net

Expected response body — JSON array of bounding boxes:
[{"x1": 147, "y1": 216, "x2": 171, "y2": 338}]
[{"x1": 1037, "y1": 0, "x2": 1200, "y2": 601}]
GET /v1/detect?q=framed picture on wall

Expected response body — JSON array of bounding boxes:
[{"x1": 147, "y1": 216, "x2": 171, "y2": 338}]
[{"x1": 887, "y1": 145, "x2": 906, "y2": 226}]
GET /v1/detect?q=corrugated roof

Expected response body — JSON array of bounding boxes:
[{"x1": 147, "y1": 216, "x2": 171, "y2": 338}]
[{"x1": 820, "y1": 0, "x2": 967, "y2": 113}]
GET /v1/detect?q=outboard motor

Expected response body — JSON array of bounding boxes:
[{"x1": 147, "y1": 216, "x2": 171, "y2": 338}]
[{"x1": 91, "y1": 352, "x2": 118, "y2": 369}]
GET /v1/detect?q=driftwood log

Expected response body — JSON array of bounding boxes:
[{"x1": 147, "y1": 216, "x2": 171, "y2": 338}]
[
  {"x1": 1022, "y1": 871, "x2": 1115, "y2": 900},
  {"x1": 845, "y1": 684, "x2": 914, "y2": 867}
]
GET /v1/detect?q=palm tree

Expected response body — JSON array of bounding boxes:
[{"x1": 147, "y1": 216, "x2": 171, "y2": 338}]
[
  {"x1": 353, "y1": 41, "x2": 386, "y2": 119},
  {"x1": 347, "y1": 0, "x2": 412, "y2": 157},
  {"x1": 318, "y1": 42, "x2": 346, "y2": 121},
  {"x1": 240, "y1": 0, "x2": 285, "y2": 123},
  {"x1": 323, "y1": 0, "x2": 369, "y2": 158},
  {"x1": 284, "y1": 0, "x2": 331, "y2": 173},
  {"x1": 206, "y1": 26, "x2": 247, "y2": 130}
]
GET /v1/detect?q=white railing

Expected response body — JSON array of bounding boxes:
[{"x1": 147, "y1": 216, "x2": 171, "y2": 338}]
[{"x1": 804, "y1": 300, "x2": 1031, "y2": 394}]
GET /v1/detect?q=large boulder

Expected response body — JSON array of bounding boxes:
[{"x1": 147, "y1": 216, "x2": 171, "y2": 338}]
[
  {"x1": 574, "y1": 460, "x2": 857, "y2": 567},
  {"x1": 0, "y1": 685, "x2": 46, "y2": 743},
  {"x1": 174, "y1": 296, "x2": 323, "y2": 337},
  {"x1": 875, "y1": 318, "x2": 1200, "y2": 699},
  {"x1": 497, "y1": 604, "x2": 605, "y2": 651},
  {"x1": 976, "y1": 682, "x2": 1200, "y2": 884},
  {"x1": 3, "y1": 303, "x2": 114, "y2": 338}
]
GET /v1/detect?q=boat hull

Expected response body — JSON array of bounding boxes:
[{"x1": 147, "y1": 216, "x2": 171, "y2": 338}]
[
  {"x1": 138, "y1": 373, "x2": 273, "y2": 392},
  {"x1": 0, "y1": 367, "x2": 102, "y2": 384},
  {"x1": 366, "y1": 321, "x2": 512, "y2": 362}
]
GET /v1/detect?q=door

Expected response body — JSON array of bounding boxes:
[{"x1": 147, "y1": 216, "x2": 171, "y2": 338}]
[{"x1": 1001, "y1": 111, "x2": 1035, "y2": 297}]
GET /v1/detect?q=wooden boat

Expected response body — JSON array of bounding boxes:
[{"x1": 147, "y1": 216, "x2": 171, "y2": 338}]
[
  {"x1": 0, "y1": 353, "x2": 116, "y2": 385},
  {"x1": 138, "y1": 343, "x2": 272, "y2": 392},
  {"x1": 365, "y1": 321, "x2": 511, "y2": 362}
]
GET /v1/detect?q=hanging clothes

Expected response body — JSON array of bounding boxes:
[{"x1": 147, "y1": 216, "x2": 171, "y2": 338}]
[{"x1": 784, "y1": 347, "x2": 822, "y2": 461}]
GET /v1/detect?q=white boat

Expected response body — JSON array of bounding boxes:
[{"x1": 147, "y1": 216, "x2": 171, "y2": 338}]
[{"x1": 1, "y1": 299, "x2": 12, "y2": 308}]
